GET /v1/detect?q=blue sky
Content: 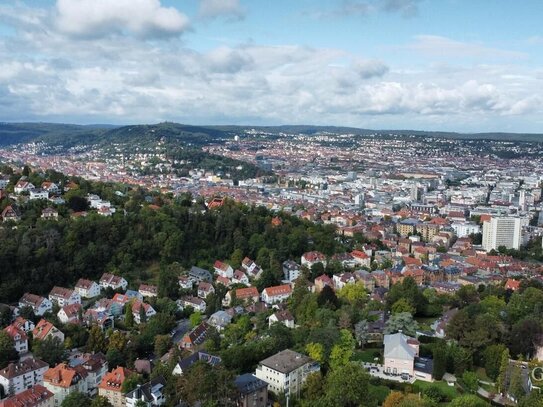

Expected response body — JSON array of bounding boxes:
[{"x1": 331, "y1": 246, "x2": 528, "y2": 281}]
[{"x1": 0, "y1": 0, "x2": 543, "y2": 132}]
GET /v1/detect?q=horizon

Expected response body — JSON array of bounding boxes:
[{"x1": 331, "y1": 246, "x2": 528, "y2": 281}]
[{"x1": 1, "y1": 1, "x2": 543, "y2": 133}]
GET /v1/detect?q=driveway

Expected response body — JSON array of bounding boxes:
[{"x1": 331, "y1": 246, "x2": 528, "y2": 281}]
[
  {"x1": 171, "y1": 319, "x2": 191, "y2": 343},
  {"x1": 362, "y1": 362, "x2": 416, "y2": 384}
]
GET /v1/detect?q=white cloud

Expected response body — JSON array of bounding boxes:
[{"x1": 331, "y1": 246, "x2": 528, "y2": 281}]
[
  {"x1": 55, "y1": 0, "x2": 190, "y2": 38},
  {"x1": 199, "y1": 0, "x2": 245, "y2": 20}
]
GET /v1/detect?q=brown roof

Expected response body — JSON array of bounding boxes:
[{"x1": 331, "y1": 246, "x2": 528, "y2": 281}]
[
  {"x1": 263, "y1": 284, "x2": 292, "y2": 297},
  {"x1": 44, "y1": 363, "x2": 87, "y2": 389},
  {"x1": 0, "y1": 384, "x2": 53, "y2": 407},
  {"x1": 98, "y1": 366, "x2": 133, "y2": 392},
  {"x1": 234, "y1": 287, "x2": 259, "y2": 299},
  {"x1": 0, "y1": 359, "x2": 49, "y2": 380},
  {"x1": 49, "y1": 286, "x2": 75, "y2": 300}
]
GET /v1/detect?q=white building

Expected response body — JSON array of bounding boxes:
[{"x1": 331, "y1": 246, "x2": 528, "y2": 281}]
[
  {"x1": 48, "y1": 286, "x2": 81, "y2": 307},
  {"x1": 451, "y1": 222, "x2": 481, "y2": 238},
  {"x1": 75, "y1": 279, "x2": 101, "y2": 298},
  {"x1": 282, "y1": 260, "x2": 301, "y2": 282},
  {"x1": 0, "y1": 358, "x2": 49, "y2": 397},
  {"x1": 255, "y1": 349, "x2": 319, "y2": 396},
  {"x1": 18, "y1": 293, "x2": 53, "y2": 316},
  {"x1": 125, "y1": 377, "x2": 166, "y2": 407},
  {"x1": 482, "y1": 216, "x2": 527, "y2": 251},
  {"x1": 261, "y1": 284, "x2": 292, "y2": 305},
  {"x1": 99, "y1": 273, "x2": 128, "y2": 291},
  {"x1": 29, "y1": 188, "x2": 49, "y2": 200}
]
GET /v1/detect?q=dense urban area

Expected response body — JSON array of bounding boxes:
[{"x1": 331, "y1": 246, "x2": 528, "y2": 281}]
[{"x1": 0, "y1": 123, "x2": 543, "y2": 407}]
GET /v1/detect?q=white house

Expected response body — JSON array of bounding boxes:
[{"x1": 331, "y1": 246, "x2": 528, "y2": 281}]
[
  {"x1": 99, "y1": 273, "x2": 128, "y2": 291},
  {"x1": 29, "y1": 188, "x2": 49, "y2": 200},
  {"x1": 213, "y1": 260, "x2": 234, "y2": 278},
  {"x1": 269, "y1": 310, "x2": 295, "y2": 329},
  {"x1": 0, "y1": 358, "x2": 49, "y2": 397},
  {"x1": 282, "y1": 260, "x2": 301, "y2": 282},
  {"x1": 177, "y1": 297, "x2": 206, "y2": 313},
  {"x1": 3, "y1": 324, "x2": 28, "y2": 354},
  {"x1": 261, "y1": 284, "x2": 292, "y2": 305},
  {"x1": 178, "y1": 276, "x2": 193, "y2": 290},
  {"x1": 48, "y1": 286, "x2": 81, "y2": 307},
  {"x1": 125, "y1": 377, "x2": 167, "y2": 407},
  {"x1": 75, "y1": 278, "x2": 101, "y2": 298},
  {"x1": 132, "y1": 301, "x2": 157, "y2": 324},
  {"x1": 41, "y1": 181, "x2": 59, "y2": 194},
  {"x1": 138, "y1": 284, "x2": 158, "y2": 298},
  {"x1": 58, "y1": 303, "x2": 82, "y2": 325},
  {"x1": 197, "y1": 282, "x2": 215, "y2": 299},
  {"x1": 301, "y1": 251, "x2": 327, "y2": 268},
  {"x1": 232, "y1": 270, "x2": 250, "y2": 285},
  {"x1": 351, "y1": 250, "x2": 371, "y2": 268},
  {"x1": 255, "y1": 350, "x2": 319, "y2": 396},
  {"x1": 14, "y1": 180, "x2": 35, "y2": 194},
  {"x1": 383, "y1": 332, "x2": 432, "y2": 381},
  {"x1": 19, "y1": 293, "x2": 53, "y2": 316}
]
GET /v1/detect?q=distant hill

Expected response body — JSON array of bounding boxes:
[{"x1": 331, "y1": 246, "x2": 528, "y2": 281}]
[{"x1": 1, "y1": 122, "x2": 542, "y2": 145}]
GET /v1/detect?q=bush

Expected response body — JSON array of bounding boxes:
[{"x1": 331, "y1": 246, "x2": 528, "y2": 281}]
[{"x1": 422, "y1": 384, "x2": 446, "y2": 402}]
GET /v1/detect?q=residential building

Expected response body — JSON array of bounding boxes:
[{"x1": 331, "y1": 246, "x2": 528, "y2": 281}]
[
  {"x1": 189, "y1": 266, "x2": 212, "y2": 283},
  {"x1": 14, "y1": 180, "x2": 35, "y2": 194},
  {"x1": 383, "y1": 332, "x2": 433, "y2": 381},
  {"x1": 0, "y1": 384, "x2": 54, "y2": 407},
  {"x1": 351, "y1": 250, "x2": 371, "y2": 268},
  {"x1": 68, "y1": 352, "x2": 108, "y2": 396},
  {"x1": 99, "y1": 273, "x2": 128, "y2": 291},
  {"x1": 172, "y1": 352, "x2": 221, "y2": 376},
  {"x1": 269, "y1": 310, "x2": 295, "y2": 328},
  {"x1": 33, "y1": 319, "x2": 64, "y2": 343},
  {"x1": 1, "y1": 206, "x2": 20, "y2": 223},
  {"x1": 232, "y1": 270, "x2": 250, "y2": 285},
  {"x1": 125, "y1": 377, "x2": 167, "y2": 407},
  {"x1": 98, "y1": 367, "x2": 133, "y2": 407},
  {"x1": 18, "y1": 294, "x2": 52, "y2": 316},
  {"x1": 178, "y1": 276, "x2": 193, "y2": 290},
  {"x1": 57, "y1": 304, "x2": 82, "y2": 325},
  {"x1": 214, "y1": 261, "x2": 234, "y2": 278},
  {"x1": 138, "y1": 284, "x2": 158, "y2": 298},
  {"x1": 261, "y1": 284, "x2": 292, "y2": 305},
  {"x1": 74, "y1": 279, "x2": 101, "y2": 298},
  {"x1": 48, "y1": 287, "x2": 81, "y2": 307},
  {"x1": 482, "y1": 216, "x2": 526, "y2": 251},
  {"x1": 44, "y1": 364, "x2": 88, "y2": 406},
  {"x1": 223, "y1": 287, "x2": 259, "y2": 306},
  {"x1": 177, "y1": 297, "x2": 206, "y2": 313},
  {"x1": 300, "y1": 251, "x2": 327, "y2": 268},
  {"x1": 0, "y1": 358, "x2": 49, "y2": 397},
  {"x1": 29, "y1": 189, "x2": 49, "y2": 200},
  {"x1": 3, "y1": 324, "x2": 28, "y2": 354},
  {"x1": 131, "y1": 301, "x2": 156, "y2": 324},
  {"x1": 41, "y1": 208, "x2": 59, "y2": 220},
  {"x1": 235, "y1": 374, "x2": 268, "y2": 407},
  {"x1": 255, "y1": 349, "x2": 319, "y2": 397},
  {"x1": 180, "y1": 322, "x2": 210, "y2": 350},
  {"x1": 208, "y1": 311, "x2": 232, "y2": 331},
  {"x1": 282, "y1": 260, "x2": 301, "y2": 282},
  {"x1": 197, "y1": 282, "x2": 215, "y2": 299}
]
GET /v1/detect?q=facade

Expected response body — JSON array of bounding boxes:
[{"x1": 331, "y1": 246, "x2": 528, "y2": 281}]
[
  {"x1": 0, "y1": 384, "x2": 54, "y2": 407},
  {"x1": 33, "y1": 319, "x2": 64, "y2": 343},
  {"x1": 98, "y1": 367, "x2": 133, "y2": 407},
  {"x1": 3, "y1": 324, "x2": 28, "y2": 354},
  {"x1": 131, "y1": 301, "x2": 157, "y2": 324},
  {"x1": 74, "y1": 279, "x2": 101, "y2": 298},
  {"x1": 235, "y1": 374, "x2": 268, "y2": 407},
  {"x1": 213, "y1": 261, "x2": 234, "y2": 278},
  {"x1": 138, "y1": 284, "x2": 158, "y2": 298},
  {"x1": 255, "y1": 349, "x2": 319, "y2": 397},
  {"x1": 125, "y1": 376, "x2": 166, "y2": 407},
  {"x1": 300, "y1": 251, "x2": 327, "y2": 268},
  {"x1": 269, "y1": 310, "x2": 295, "y2": 328},
  {"x1": 282, "y1": 260, "x2": 301, "y2": 282},
  {"x1": 99, "y1": 273, "x2": 128, "y2": 291},
  {"x1": 43, "y1": 364, "x2": 88, "y2": 406},
  {"x1": 451, "y1": 222, "x2": 481, "y2": 238},
  {"x1": 57, "y1": 303, "x2": 82, "y2": 325},
  {"x1": 382, "y1": 332, "x2": 432, "y2": 381},
  {"x1": 261, "y1": 284, "x2": 292, "y2": 305},
  {"x1": 482, "y1": 216, "x2": 526, "y2": 251},
  {"x1": 0, "y1": 359, "x2": 49, "y2": 397}
]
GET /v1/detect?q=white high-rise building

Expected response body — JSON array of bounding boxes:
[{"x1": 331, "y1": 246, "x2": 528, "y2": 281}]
[{"x1": 482, "y1": 216, "x2": 527, "y2": 251}]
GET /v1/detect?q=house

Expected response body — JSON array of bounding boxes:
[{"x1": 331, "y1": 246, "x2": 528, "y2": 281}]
[
  {"x1": 41, "y1": 181, "x2": 59, "y2": 194},
  {"x1": 223, "y1": 287, "x2": 259, "y2": 306},
  {"x1": 44, "y1": 363, "x2": 88, "y2": 406},
  {"x1": 0, "y1": 359, "x2": 49, "y2": 398},
  {"x1": 18, "y1": 293, "x2": 52, "y2": 316},
  {"x1": 331, "y1": 252, "x2": 357, "y2": 268},
  {"x1": 74, "y1": 279, "x2": 101, "y2": 298},
  {"x1": 99, "y1": 273, "x2": 128, "y2": 291},
  {"x1": 232, "y1": 270, "x2": 250, "y2": 285},
  {"x1": 125, "y1": 376, "x2": 167, "y2": 407},
  {"x1": 189, "y1": 266, "x2": 213, "y2": 283},
  {"x1": 172, "y1": 352, "x2": 221, "y2": 376},
  {"x1": 98, "y1": 367, "x2": 133, "y2": 407},
  {"x1": 14, "y1": 180, "x2": 35, "y2": 194},
  {"x1": 269, "y1": 310, "x2": 295, "y2": 328},
  {"x1": 41, "y1": 207, "x2": 59, "y2": 220},
  {"x1": 314, "y1": 274, "x2": 334, "y2": 292},
  {"x1": 138, "y1": 284, "x2": 158, "y2": 298},
  {"x1": 351, "y1": 250, "x2": 371, "y2": 268},
  {"x1": 177, "y1": 297, "x2": 206, "y2": 313},
  {"x1": 235, "y1": 374, "x2": 268, "y2": 407},
  {"x1": 197, "y1": 282, "x2": 215, "y2": 299},
  {"x1": 33, "y1": 319, "x2": 64, "y2": 343},
  {"x1": 1, "y1": 206, "x2": 21, "y2": 223},
  {"x1": 48, "y1": 286, "x2": 81, "y2": 307},
  {"x1": 241, "y1": 257, "x2": 263, "y2": 279},
  {"x1": 301, "y1": 251, "x2": 327, "y2": 268},
  {"x1": 132, "y1": 301, "x2": 157, "y2": 324},
  {"x1": 261, "y1": 284, "x2": 292, "y2": 305},
  {"x1": 505, "y1": 278, "x2": 521, "y2": 291},
  {"x1": 83, "y1": 309, "x2": 114, "y2": 331},
  {"x1": 178, "y1": 276, "x2": 193, "y2": 290},
  {"x1": 57, "y1": 303, "x2": 82, "y2": 325},
  {"x1": 255, "y1": 349, "x2": 319, "y2": 396},
  {"x1": 3, "y1": 323, "x2": 28, "y2": 354},
  {"x1": 283, "y1": 260, "x2": 301, "y2": 282},
  {"x1": 29, "y1": 189, "x2": 49, "y2": 200},
  {"x1": 0, "y1": 384, "x2": 54, "y2": 407},
  {"x1": 355, "y1": 270, "x2": 376, "y2": 292},
  {"x1": 208, "y1": 310, "x2": 233, "y2": 331},
  {"x1": 214, "y1": 260, "x2": 234, "y2": 278},
  {"x1": 332, "y1": 272, "x2": 356, "y2": 290},
  {"x1": 180, "y1": 322, "x2": 211, "y2": 350},
  {"x1": 67, "y1": 352, "x2": 108, "y2": 396},
  {"x1": 383, "y1": 332, "x2": 432, "y2": 381},
  {"x1": 216, "y1": 276, "x2": 232, "y2": 287},
  {"x1": 12, "y1": 317, "x2": 35, "y2": 333}
]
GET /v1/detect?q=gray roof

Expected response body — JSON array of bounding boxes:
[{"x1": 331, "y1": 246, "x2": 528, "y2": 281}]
[
  {"x1": 190, "y1": 266, "x2": 212, "y2": 282},
  {"x1": 235, "y1": 373, "x2": 268, "y2": 395},
  {"x1": 259, "y1": 349, "x2": 313, "y2": 374},
  {"x1": 383, "y1": 333, "x2": 416, "y2": 360}
]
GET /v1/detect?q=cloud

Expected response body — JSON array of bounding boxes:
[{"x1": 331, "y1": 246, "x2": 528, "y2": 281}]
[
  {"x1": 408, "y1": 35, "x2": 526, "y2": 60},
  {"x1": 55, "y1": 0, "x2": 190, "y2": 39},
  {"x1": 304, "y1": 0, "x2": 420, "y2": 19},
  {"x1": 199, "y1": 0, "x2": 245, "y2": 20},
  {"x1": 353, "y1": 60, "x2": 389, "y2": 79},
  {"x1": 380, "y1": 0, "x2": 420, "y2": 17}
]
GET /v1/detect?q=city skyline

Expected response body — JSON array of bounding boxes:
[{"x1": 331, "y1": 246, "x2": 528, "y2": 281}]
[{"x1": 1, "y1": 0, "x2": 543, "y2": 133}]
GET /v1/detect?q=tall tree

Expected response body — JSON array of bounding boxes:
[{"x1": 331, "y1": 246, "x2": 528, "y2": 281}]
[
  {"x1": 0, "y1": 331, "x2": 17, "y2": 369},
  {"x1": 86, "y1": 326, "x2": 107, "y2": 353}
]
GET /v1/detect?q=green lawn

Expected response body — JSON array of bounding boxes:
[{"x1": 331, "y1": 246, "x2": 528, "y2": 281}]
[
  {"x1": 475, "y1": 367, "x2": 493, "y2": 383},
  {"x1": 413, "y1": 380, "x2": 459, "y2": 400},
  {"x1": 368, "y1": 384, "x2": 390, "y2": 404},
  {"x1": 351, "y1": 348, "x2": 383, "y2": 363}
]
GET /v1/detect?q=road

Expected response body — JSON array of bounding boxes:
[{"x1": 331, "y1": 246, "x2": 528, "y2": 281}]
[{"x1": 172, "y1": 319, "x2": 190, "y2": 343}]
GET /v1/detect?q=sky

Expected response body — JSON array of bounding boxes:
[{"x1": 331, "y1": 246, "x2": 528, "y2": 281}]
[{"x1": 1, "y1": 0, "x2": 543, "y2": 133}]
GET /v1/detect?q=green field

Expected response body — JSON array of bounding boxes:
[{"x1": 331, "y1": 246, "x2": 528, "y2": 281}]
[
  {"x1": 352, "y1": 348, "x2": 383, "y2": 363},
  {"x1": 413, "y1": 379, "x2": 460, "y2": 400}
]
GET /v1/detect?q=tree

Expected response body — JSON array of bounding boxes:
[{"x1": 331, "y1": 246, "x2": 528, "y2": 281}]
[
  {"x1": 0, "y1": 331, "x2": 17, "y2": 369},
  {"x1": 306, "y1": 342, "x2": 325, "y2": 364},
  {"x1": 497, "y1": 348, "x2": 510, "y2": 393},
  {"x1": 158, "y1": 263, "x2": 181, "y2": 299},
  {"x1": 391, "y1": 298, "x2": 416, "y2": 315},
  {"x1": 423, "y1": 384, "x2": 446, "y2": 403},
  {"x1": 384, "y1": 312, "x2": 419, "y2": 336},
  {"x1": 139, "y1": 304, "x2": 147, "y2": 324},
  {"x1": 108, "y1": 330, "x2": 127, "y2": 353},
  {"x1": 33, "y1": 336, "x2": 66, "y2": 366},
  {"x1": 60, "y1": 392, "x2": 91, "y2": 407},
  {"x1": 432, "y1": 346, "x2": 447, "y2": 380},
  {"x1": 508, "y1": 365, "x2": 525, "y2": 401},
  {"x1": 354, "y1": 320, "x2": 369, "y2": 347},
  {"x1": 383, "y1": 391, "x2": 405, "y2": 407},
  {"x1": 462, "y1": 371, "x2": 479, "y2": 393},
  {"x1": 90, "y1": 396, "x2": 113, "y2": 407},
  {"x1": 125, "y1": 301, "x2": 135, "y2": 328},
  {"x1": 121, "y1": 373, "x2": 142, "y2": 393},
  {"x1": 329, "y1": 329, "x2": 355, "y2": 370},
  {"x1": 337, "y1": 282, "x2": 367, "y2": 305},
  {"x1": 317, "y1": 285, "x2": 339, "y2": 309},
  {"x1": 86, "y1": 326, "x2": 107, "y2": 353},
  {"x1": 154, "y1": 334, "x2": 172, "y2": 357},
  {"x1": 177, "y1": 362, "x2": 237, "y2": 406},
  {"x1": 484, "y1": 344, "x2": 507, "y2": 380},
  {"x1": 510, "y1": 318, "x2": 542, "y2": 358},
  {"x1": 302, "y1": 371, "x2": 324, "y2": 401},
  {"x1": 448, "y1": 395, "x2": 489, "y2": 407},
  {"x1": 318, "y1": 363, "x2": 372, "y2": 407},
  {"x1": 189, "y1": 312, "x2": 202, "y2": 329}
]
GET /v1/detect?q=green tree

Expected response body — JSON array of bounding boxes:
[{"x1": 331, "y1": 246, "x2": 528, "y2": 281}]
[
  {"x1": 384, "y1": 312, "x2": 419, "y2": 336},
  {"x1": 432, "y1": 346, "x2": 447, "y2": 380},
  {"x1": 125, "y1": 301, "x2": 135, "y2": 328},
  {"x1": 448, "y1": 395, "x2": 489, "y2": 407},
  {"x1": 121, "y1": 373, "x2": 142, "y2": 393},
  {"x1": 391, "y1": 298, "x2": 416, "y2": 315},
  {"x1": 176, "y1": 362, "x2": 237, "y2": 406},
  {"x1": 462, "y1": 371, "x2": 479, "y2": 393},
  {"x1": 318, "y1": 363, "x2": 372, "y2": 407},
  {"x1": 354, "y1": 320, "x2": 369, "y2": 348},
  {"x1": 154, "y1": 334, "x2": 172, "y2": 357},
  {"x1": 329, "y1": 329, "x2": 355, "y2": 370},
  {"x1": 33, "y1": 336, "x2": 66, "y2": 366},
  {"x1": 337, "y1": 282, "x2": 367, "y2": 305},
  {"x1": 0, "y1": 331, "x2": 17, "y2": 369},
  {"x1": 60, "y1": 392, "x2": 90, "y2": 407},
  {"x1": 108, "y1": 330, "x2": 127, "y2": 352},
  {"x1": 484, "y1": 344, "x2": 507, "y2": 380},
  {"x1": 305, "y1": 342, "x2": 325, "y2": 364},
  {"x1": 90, "y1": 396, "x2": 113, "y2": 407},
  {"x1": 497, "y1": 348, "x2": 510, "y2": 393},
  {"x1": 86, "y1": 326, "x2": 107, "y2": 353},
  {"x1": 189, "y1": 312, "x2": 202, "y2": 329}
]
